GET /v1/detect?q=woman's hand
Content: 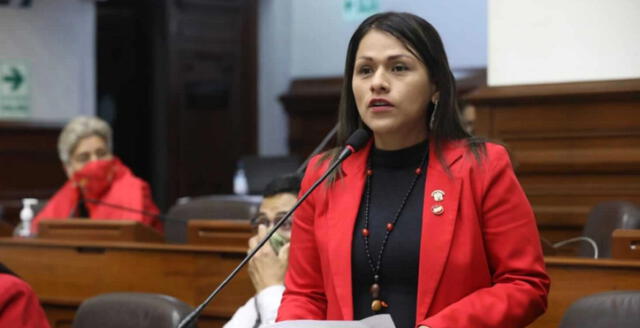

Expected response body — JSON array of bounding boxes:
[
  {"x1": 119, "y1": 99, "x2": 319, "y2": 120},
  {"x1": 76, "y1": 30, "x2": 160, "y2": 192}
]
[{"x1": 247, "y1": 224, "x2": 290, "y2": 293}]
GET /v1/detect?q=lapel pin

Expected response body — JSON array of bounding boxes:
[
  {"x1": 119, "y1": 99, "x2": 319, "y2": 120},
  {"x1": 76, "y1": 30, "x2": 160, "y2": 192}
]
[
  {"x1": 431, "y1": 190, "x2": 445, "y2": 202},
  {"x1": 432, "y1": 204, "x2": 444, "y2": 215}
]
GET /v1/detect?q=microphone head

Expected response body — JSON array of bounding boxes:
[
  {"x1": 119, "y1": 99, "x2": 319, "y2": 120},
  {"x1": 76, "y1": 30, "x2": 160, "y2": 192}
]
[{"x1": 345, "y1": 129, "x2": 371, "y2": 152}]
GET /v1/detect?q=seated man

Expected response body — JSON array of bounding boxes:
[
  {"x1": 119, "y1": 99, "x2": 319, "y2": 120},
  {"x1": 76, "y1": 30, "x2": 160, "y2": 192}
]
[
  {"x1": 224, "y1": 174, "x2": 301, "y2": 328},
  {"x1": 33, "y1": 116, "x2": 162, "y2": 233},
  {"x1": 0, "y1": 263, "x2": 51, "y2": 328}
]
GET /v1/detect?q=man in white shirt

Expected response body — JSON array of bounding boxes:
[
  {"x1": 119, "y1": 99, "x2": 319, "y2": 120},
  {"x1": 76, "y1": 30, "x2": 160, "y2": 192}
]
[{"x1": 224, "y1": 175, "x2": 301, "y2": 328}]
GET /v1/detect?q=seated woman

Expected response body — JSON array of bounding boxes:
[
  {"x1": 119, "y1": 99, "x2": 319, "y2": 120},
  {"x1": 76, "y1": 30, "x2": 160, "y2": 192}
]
[{"x1": 33, "y1": 116, "x2": 162, "y2": 233}]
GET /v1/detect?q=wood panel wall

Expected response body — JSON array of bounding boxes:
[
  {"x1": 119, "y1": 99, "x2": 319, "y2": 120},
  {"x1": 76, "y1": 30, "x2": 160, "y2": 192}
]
[
  {"x1": 467, "y1": 79, "x2": 640, "y2": 245},
  {"x1": 282, "y1": 76, "x2": 640, "y2": 250},
  {"x1": 0, "y1": 121, "x2": 66, "y2": 225}
]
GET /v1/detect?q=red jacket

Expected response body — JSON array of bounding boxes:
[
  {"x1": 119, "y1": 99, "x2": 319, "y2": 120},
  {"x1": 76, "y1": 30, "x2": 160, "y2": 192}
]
[
  {"x1": 33, "y1": 160, "x2": 162, "y2": 233},
  {"x1": 0, "y1": 274, "x2": 51, "y2": 328},
  {"x1": 277, "y1": 141, "x2": 550, "y2": 328}
]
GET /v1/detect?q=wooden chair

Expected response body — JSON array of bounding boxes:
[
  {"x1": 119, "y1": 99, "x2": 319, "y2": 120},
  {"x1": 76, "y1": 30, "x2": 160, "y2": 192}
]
[
  {"x1": 164, "y1": 195, "x2": 261, "y2": 243},
  {"x1": 579, "y1": 201, "x2": 640, "y2": 258}
]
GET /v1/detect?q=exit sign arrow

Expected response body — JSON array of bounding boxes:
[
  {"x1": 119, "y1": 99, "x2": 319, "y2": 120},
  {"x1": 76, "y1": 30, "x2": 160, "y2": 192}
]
[{"x1": 3, "y1": 67, "x2": 24, "y2": 91}]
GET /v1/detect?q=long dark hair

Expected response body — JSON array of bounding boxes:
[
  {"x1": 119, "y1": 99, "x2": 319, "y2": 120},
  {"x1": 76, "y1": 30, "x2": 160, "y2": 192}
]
[{"x1": 323, "y1": 12, "x2": 483, "y2": 177}]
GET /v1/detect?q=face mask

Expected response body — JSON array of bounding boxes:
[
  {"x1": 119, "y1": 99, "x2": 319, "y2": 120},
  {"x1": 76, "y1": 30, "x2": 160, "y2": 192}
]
[
  {"x1": 269, "y1": 231, "x2": 289, "y2": 255},
  {"x1": 72, "y1": 158, "x2": 118, "y2": 200}
]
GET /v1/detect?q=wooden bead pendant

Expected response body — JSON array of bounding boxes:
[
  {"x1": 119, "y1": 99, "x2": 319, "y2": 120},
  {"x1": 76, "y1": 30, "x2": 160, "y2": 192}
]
[
  {"x1": 371, "y1": 299, "x2": 382, "y2": 311},
  {"x1": 369, "y1": 283, "x2": 388, "y2": 312},
  {"x1": 370, "y1": 298, "x2": 389, "y2": 311}
]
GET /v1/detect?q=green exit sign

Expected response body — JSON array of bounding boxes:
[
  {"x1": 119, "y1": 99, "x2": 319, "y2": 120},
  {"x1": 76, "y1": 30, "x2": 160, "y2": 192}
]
[
  {"x1": 343, "y1": 0, "x2": 380, "y2": 22},
  {"x1": 0, "y1": 61, "x2": 30, "y2": 119}
]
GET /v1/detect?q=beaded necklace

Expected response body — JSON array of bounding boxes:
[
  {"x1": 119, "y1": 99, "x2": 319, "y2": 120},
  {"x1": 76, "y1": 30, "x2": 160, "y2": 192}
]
[{"x1": 360, "y1": 144, "x2": 429, "y2": 312}]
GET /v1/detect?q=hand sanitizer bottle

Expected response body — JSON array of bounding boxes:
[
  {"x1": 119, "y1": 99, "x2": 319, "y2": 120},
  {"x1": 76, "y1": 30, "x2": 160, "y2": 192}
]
[
  {"x1": 233, "y1": 160, "x2": 249, "y2": 195},
  {"x1": 14, "y1": 198, "x2": 38, "y2": 238}
]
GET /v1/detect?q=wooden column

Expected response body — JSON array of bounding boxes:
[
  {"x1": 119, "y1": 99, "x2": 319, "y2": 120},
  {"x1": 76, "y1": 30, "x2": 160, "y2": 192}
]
[{"x1": 280, "y1": 78, "x2": 343, "y2": 160}]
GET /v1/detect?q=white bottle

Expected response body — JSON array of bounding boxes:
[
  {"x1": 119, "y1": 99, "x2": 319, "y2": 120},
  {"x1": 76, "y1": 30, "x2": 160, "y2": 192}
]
[
  {"x1": 14, "y1": 198, "x2": 38, "y2": 238},
  {"x1": 233, "y1": 161, "x2": 249, "y2": 195}
]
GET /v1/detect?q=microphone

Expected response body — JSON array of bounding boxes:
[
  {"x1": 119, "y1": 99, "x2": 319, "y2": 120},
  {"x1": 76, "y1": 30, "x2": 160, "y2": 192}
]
[{"x1": 177, "y1": 128, "x2": 371, "y2": 328}]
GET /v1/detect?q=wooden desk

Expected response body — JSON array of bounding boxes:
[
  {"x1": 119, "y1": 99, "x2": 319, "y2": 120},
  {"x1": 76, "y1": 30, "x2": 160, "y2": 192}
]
[
  {"x1": 38, "y1": 220, "x2": 164, "y2": 243},
  {"x1": 3, "y1": 236, "x2": 640, "y2": 328},
  {"x1": 0, "y1": 237, "x2": 253, "y2": 328},
  {"x1": 530, "y1": 257, "x2": 640, "y2": 328},
  {"x1": 187, "y1": 219, "x2": 252, "y2": 247}
]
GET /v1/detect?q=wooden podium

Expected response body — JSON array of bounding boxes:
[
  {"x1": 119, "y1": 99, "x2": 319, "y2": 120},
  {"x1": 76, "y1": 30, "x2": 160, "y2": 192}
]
[
  {"x1": 612, "y1": 229, "x2": 640, "y2": 259},
  {"x1": 187, "y1": 219, "x2": 252, "y2": 247},
  {"x1": 38, "y1": 219, "x2": 164, "y2": 243}
]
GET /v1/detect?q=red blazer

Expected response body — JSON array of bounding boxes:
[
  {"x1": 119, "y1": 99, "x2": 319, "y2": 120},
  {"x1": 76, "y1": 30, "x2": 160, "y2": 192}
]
[
  {"x1": 33, "y1": 161, "x2": 162, "y2": 233},
  {"x1": 0, "y1": 274, "x2": 51, "y2": 328},
  {"x1": 277, "y1": 140, "x2": 550, "y2": 328}
]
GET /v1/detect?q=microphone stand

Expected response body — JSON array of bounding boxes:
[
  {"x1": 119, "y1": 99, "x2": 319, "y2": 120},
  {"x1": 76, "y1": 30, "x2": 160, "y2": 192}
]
[
  {"x1": 82, "y1": 198, "x2": 164, "y2": 220},
  {"x1": 296, "y1": 123, "x2": 338, "y2": 174},
  {"x1": 177, "y1": 140, "x2": 364, "y2": 328}
]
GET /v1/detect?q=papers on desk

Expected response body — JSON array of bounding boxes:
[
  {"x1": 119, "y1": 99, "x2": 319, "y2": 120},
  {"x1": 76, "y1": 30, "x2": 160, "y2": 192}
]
[{"x1": 264, "y1": 314, "x2": 396, "y2": 328}]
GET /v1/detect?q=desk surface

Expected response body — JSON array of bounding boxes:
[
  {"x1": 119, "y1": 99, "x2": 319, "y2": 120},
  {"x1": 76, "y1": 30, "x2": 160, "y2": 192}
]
[
  {"x1": 2, "y1": 238, "x2": 640, "y2": 328},
  {"x1": 0, "y1": 237, "x2": 246, "y2": 253}
]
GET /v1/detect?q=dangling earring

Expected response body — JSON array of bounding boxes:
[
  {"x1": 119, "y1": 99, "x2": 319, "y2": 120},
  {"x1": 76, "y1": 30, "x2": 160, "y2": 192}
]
[{"x1": 429, "y1": 101, "x2": 439, "y2": 130}]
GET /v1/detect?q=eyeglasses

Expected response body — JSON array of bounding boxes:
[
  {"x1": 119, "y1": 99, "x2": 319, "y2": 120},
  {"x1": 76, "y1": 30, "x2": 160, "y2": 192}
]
[{"x1": 250, "y1": 214, "x2": 293, "y2": 232}]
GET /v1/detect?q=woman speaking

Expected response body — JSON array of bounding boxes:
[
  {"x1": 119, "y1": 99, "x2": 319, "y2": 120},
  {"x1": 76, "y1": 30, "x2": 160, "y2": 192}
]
[{"x1": 277, "y1": 12, "x2": 549, "y2": 328}]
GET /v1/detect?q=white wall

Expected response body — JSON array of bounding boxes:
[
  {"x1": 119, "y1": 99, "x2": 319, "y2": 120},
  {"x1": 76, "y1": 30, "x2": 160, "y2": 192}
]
[
  {"x1": 387, "y1": 0, "x2": 487, "y2": 71},
  {"x1": 289, "y1": 1, "x2": 358, "y2": 78},
  {"x1": 489, "y1": 0, "x2": 640, "y2": 86},
  {"x1": 0, "y1": 0, "x2": 95, "y2": 122},
  {"x1": 258, "y1": 0, "x2": 293, "y2": 155},
  {"x1": 290, "y1": 0, "x2": 487, "y2": 77},
  {"x1": 259, "y1": 0, "x2": 487, "y2": 154}
]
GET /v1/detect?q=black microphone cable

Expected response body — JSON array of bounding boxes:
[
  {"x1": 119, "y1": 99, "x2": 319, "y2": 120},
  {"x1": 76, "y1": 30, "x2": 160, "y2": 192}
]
[{"x1": 82, "y1": 198, "x2": 164, "y2": 220}]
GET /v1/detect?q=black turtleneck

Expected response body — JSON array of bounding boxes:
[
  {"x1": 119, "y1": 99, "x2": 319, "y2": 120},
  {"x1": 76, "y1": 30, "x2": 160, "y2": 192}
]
[{"x1": 352, "y1": 139, "x2": 428, "y2": 328}]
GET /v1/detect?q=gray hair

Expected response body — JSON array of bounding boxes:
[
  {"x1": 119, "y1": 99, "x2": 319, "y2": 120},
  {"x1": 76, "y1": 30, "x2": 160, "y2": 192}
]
[{"x1": 58, "y1": 116, "x2": 113, "y2": 164}]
